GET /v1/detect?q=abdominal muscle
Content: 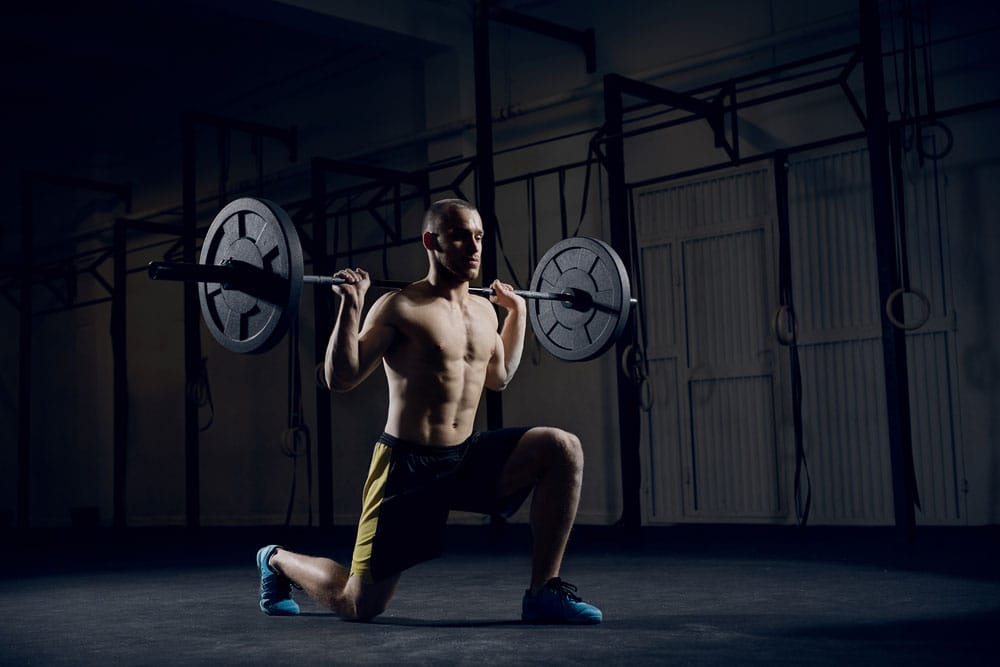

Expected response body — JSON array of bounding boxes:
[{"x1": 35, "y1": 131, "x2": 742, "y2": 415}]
[{"x1": 382, "y1": 355, "x2": 487, "y2": 446}]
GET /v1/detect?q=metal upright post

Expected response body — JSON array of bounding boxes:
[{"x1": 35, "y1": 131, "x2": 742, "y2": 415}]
[
  {"x1": 860, "y1": 0, "x2": 918, "y2": 537},
  {"x1": 474, "y1": 0, "x2": 503, "y2": 430},
  {"x1": 603, "y1": 75, "x2": 643, "y2": 536}
]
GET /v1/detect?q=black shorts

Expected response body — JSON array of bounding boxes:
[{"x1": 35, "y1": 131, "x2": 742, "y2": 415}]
[{"x1": 350, "y1": 427, "x2": 531, "y2": 582}]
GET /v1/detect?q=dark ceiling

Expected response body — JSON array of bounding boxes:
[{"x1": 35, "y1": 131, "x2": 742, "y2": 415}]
[{"x1": 0, "y1": 0, "x2": 442, "y2": 247}]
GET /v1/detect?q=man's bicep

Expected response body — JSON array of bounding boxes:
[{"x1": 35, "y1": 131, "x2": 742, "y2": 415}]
[{"x1": 356, "y1": 295, "x2": 397, "y2": 378}]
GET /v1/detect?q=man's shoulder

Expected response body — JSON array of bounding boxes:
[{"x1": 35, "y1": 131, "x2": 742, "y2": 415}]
[
  {"x1": 370, "y1": 283, "x2": 432, "y2": 321},
  {"x1": 387, "y1": 281, "x2": 431, "y2": 308},
  {"x1": 466, "y1": 292, "x2": 498, "y2": 316}
]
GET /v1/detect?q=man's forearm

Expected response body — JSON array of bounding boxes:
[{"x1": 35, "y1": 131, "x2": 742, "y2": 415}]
[
  {"x1": 324, "y1": 299, "x2": 363, "y2": 391},
  {"x1": 500, "y1": 306, "x2": 527, "y2": 381}
]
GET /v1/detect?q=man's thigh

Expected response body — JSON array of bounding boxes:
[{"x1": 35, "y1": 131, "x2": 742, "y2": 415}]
[{"x1": 495, "y1": 426, "x2": 563, "y2": 499}]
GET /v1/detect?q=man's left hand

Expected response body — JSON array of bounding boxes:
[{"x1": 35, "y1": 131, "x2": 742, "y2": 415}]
[{"x1": 489, "y1": 280, "x2": 526, "y2": 313}]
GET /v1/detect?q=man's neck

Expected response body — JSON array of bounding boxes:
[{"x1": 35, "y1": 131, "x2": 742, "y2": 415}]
[{"x1": 424, "y1": 271, "x2": 469, "y2": 303}]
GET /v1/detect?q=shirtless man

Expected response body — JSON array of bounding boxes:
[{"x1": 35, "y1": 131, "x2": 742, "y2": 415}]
[{"x1": 256, "y1": 199, "x2": 602, "y2": 624}]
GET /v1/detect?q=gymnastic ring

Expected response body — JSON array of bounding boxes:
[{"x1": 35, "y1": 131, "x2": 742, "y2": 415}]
[
  {"x1": 620, "y1": 344, "x2": 632, "y2": 380},
  {"x1": 917, "y1": 120, "x2": 954, "y2": 161},
  {"x1": 885, "y1": 287, "x2": 931, "y2": 331},
  {"x1": 772, "y1": 304, "x2": 796, "y2": 346},
  {"x1": 620, "y1": 343, "x2": 646, "y2": 384},
  {"x1": 639, "y1": 378, "x2": 654, "y2": 412}
]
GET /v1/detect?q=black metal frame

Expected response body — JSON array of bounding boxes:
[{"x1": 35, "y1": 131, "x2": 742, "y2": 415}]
[
  {"x1": 859, "y1": 0, "x2": 918, "y2": 538},
  {"x1": 601, "y1": 76, "x2": 643, "y2": 535}
]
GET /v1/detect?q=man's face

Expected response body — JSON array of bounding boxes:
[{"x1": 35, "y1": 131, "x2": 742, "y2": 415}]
[{"x1": 432, "y1": 208, "x2": 483, "y2": 282}]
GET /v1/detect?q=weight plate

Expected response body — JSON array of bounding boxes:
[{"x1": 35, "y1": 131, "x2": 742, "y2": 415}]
[
  {"x1": 528, "y1": 236, "x2": 632, "y2": 362},
  {"x1": 197, "y1": 198, "x2": 303, "y2": 354}
]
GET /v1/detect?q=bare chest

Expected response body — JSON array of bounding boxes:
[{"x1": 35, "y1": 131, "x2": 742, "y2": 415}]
[{"x1": 399, "y1": 300, "x2": 496, "y2": 364}]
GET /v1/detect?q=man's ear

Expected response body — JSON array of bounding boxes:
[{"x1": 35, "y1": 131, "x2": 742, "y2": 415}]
[{"x1": 422, "y1": 231, "x2": 438, "y2": 251}]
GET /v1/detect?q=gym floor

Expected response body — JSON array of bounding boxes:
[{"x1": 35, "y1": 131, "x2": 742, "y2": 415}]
[{"x1": 1, "y1": 525, "x2": 997, "y2": 665}]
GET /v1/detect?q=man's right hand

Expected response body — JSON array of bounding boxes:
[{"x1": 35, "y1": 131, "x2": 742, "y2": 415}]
[{"x1": 332, "y1": 267, "x2": 370, "y2": 305}]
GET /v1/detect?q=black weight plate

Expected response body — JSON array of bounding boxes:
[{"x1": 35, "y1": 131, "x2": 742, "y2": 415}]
[
  {"x1": 197, "y1": 198, "x2": 303, "y2": 354},
  {"x1": 528, "y1": 236, "x2": 632, "y2": 362}
]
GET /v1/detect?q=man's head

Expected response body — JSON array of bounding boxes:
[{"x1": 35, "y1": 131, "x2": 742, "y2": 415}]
[{"x1": 422, "y1": 199, "x2": 483, "y2": 283}]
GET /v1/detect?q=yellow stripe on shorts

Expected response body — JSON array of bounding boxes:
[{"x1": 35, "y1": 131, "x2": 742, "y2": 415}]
[{"x1": 350, "y1": 442, "x2": 392, "y2": 582}]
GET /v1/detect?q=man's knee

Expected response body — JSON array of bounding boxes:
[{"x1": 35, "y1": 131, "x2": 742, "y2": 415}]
[
  {"x1": 333, "y1": 591, "x2": 389, "y2": 622},
  {"x1": 353, "y1": 598, "x2": 389, "y2": 622},
  {"x1": 338, "y1": 574, "x2": 397, "y2": 621},
  {"x1": 543, "y1": 428, "x2": 584, "y2": 472}
]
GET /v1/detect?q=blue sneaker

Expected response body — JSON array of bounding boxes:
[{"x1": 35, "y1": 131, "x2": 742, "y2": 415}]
[
  {"x1": 522, "y1": 578, "x2": 602, "y2": 624},
  {"x1": 257, "y1": 545, "x2": 300, "y2": 616}
]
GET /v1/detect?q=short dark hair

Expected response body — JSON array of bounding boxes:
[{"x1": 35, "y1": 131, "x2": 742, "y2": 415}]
[{"x1": 422, "y1": 199, "x2": 476, "y2": 234}]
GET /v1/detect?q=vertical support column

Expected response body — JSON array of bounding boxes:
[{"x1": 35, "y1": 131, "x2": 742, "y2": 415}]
[
  {"x1": 474, "y1": 0, "x2": 503, "y2": 430},
  {"x1": 182, "y1": 115, "x2": 202, "y2": 529},
  {"x1": 312, "y1": 161, "x2": 334, "y2": 529},
  {"x1": 603, "y1": 75, "x2": 643, "y2": 536},
  {"x1": 112, "y1": 220, "x2": 128, "y2": 529},
  {"x1": 17, "y1": 178, "x2": 34, "y2": 530},
  {"x1": 860, "y1": 0, "x2": 917, "y2": 537}
]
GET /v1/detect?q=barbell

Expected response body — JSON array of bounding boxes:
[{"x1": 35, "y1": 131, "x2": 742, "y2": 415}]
[{"x1": 148, "y1": 197, "x2": 636, "y2": 361}]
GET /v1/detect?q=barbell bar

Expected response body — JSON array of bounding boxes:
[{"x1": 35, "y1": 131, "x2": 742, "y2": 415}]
[
  {"x1": 147, "y1": 197, "x2": 636, "y2": 361},
  {"x1": 149, "y1": 260, "x2": 606, "y2": 313},
  {"x1": 302, "y1": 273, "x2": 597, "y2": 309}
]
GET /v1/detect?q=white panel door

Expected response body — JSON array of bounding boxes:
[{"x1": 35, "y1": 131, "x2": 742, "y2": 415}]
[{"x1": 635, "y1": 164, "x2": 787, "y2": 522}]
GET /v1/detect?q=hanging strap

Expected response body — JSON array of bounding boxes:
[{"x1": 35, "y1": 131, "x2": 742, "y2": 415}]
[
  {"x1": 186, "y1": 357, "x2": 215, "y2": 433},
  {"x1": 571, "y1": 131, "x2": 603, "y2": 238},
  {"x1": 625, "y1": 190, "x2": 653, "y2": 411},
  {"x1": 527, "y1": 177, "x2": 539, "y2": 273},
  {"x1": 493, "y1": 214, "x2": 525, "y2": 290},
  {"x1": 283, "y1": 318, "x2": 313, "y2": 527},
  {"x1": 774, "y1": 153, "x2": 811, "y2": 527}
]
